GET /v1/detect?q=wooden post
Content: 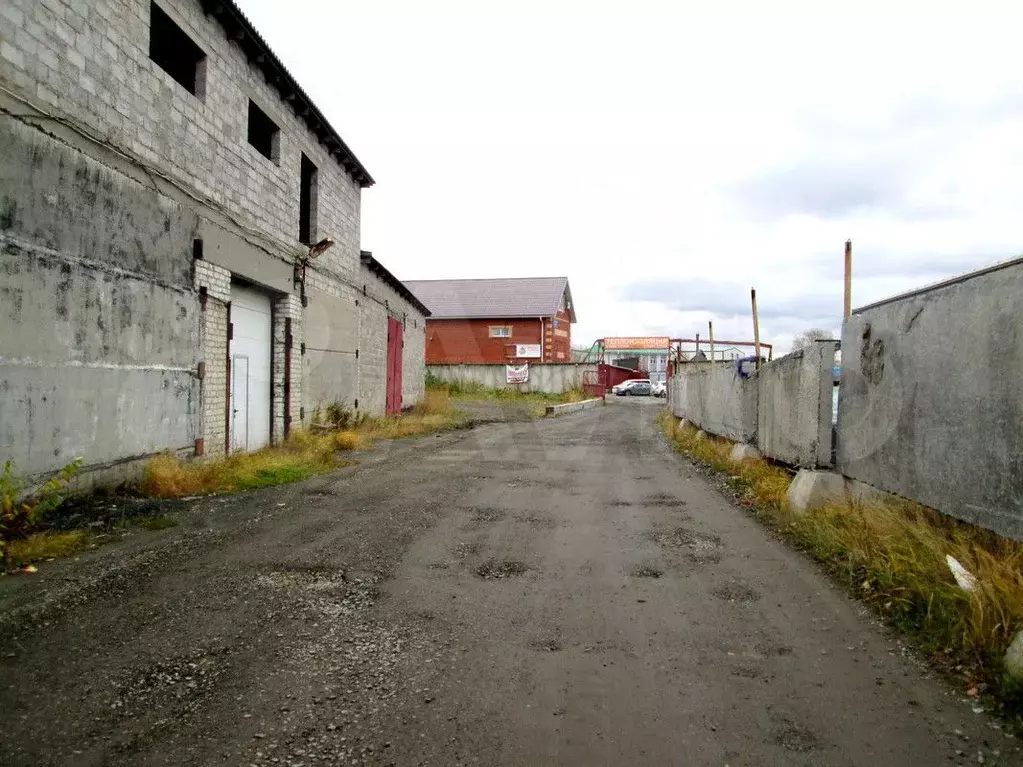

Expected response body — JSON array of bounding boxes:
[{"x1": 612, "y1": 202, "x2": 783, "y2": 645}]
[
  {"x1": 708, "y1": 321, "x2": 715, "y2": 362},
  {"x1": 751, "y1": 288, "x2": 761, "y2": 370},
  {"x1": 844, "y1": 239, "x2": 852, "y2": 318}
]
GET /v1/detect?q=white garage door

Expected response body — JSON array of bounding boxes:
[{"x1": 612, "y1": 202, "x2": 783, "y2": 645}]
[{"x1": 230, "y1": 283, "x2": 272, "y2": 452}]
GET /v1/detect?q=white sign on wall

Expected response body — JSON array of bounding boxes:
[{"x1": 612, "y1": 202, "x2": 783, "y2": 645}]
[
  {"x1": 515, "y1": 344, "x2": 542, "y2": 358},
  {"x1": 506, "y1": 364, "x2": 529, "y2": 384}
]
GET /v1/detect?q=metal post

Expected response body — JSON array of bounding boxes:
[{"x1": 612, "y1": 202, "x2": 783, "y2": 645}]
[
  {"x1": 708, "y1": 321, "x2": 715, "y2": 362},
  {"x1": 695, "y1": 333, "x2": 700, "y2": 361},
  {"x1": 751, "y1": 289, "x2": 761, "y2": 371},
  {"x1": 844, "y1": 239, "x2": 852, "y2": 318}
]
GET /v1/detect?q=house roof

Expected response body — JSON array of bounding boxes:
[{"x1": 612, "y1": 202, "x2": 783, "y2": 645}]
[
  {"x1": 360, "y1": 252, "x2": 431, "y2": 317},
  {"x1": 403, "y1": 277, "x2": 576, "y2": 322},
  {"x1": 201, "y1": 0, "x2": 374, "y2": 187}
]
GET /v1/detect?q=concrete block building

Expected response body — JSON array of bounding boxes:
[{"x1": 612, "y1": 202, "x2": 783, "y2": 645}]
[
  {"x1": 405, "y1": 277, "x2": 576, "y2": 364},
  {"x1": 0, "y1": 0, "x2": 427, "y2": 483}
]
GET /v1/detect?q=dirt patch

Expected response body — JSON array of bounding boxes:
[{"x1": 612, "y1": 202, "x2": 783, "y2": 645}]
[
  {"x1": 631, "y1": 565, "x2": 663, "y2": 578},
  {"x1": 712, "y1": 582, "x2": 761, "y2": 604},
  {"x1": 474, "y1": 559, "x2": 529, "y2": 579},
  {"x1": 609, "y1": 500, "x2": 633, "y2": 508}
]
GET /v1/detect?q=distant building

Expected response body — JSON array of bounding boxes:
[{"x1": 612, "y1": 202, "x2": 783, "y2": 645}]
[{"x1": 405, "y1": 278, "x2": 576, "y2": 364}]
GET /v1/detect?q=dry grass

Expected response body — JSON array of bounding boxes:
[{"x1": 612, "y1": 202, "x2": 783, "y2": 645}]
[
  {"x1": 437, "y1": 380, "x2": 589, "y2": 406},
  {"x1": 657, "y1": 409, "x2": 1023, "y2": 713},
  {"x1": 142, "y1": 391, "x2": 461, "y2": 499},
  {"x1": 141, "y1": 430, "x2": 358, "y2": 498},
  {"x1": 355, "y1": 387, "x2": 464, "y2": 440},
  {"x1": 8, "y1": 530, "x2": 92, "y2": 567}
]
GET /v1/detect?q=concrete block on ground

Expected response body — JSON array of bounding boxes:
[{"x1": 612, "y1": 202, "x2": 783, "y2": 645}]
[
  {"x1": 1006, "y1": 631, "x2": 1023, "y2": 681},
  {"x1": 786, "y1": 470, "x2": 848, "y2": 517},
  {"x1": 544, "y1": 398, "x2": 602, "y2": 417},
  {"x1": 729, "y1": 443, "x2": 762, "y2": 462}
]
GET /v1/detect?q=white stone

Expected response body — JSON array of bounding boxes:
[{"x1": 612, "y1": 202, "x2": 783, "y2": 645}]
[
  {"x1": 729, "y1": 443, "x2": 761, "y2": 462},
  {"x1": 786, "y1": 470, "x2": 848, "y2": 516},
  {"x1": 1006, "y1": 631, "x2": 1023, "y2": 681},
  {"x1": 694, "y1": 430, "x2": 707, "y2": 440}
]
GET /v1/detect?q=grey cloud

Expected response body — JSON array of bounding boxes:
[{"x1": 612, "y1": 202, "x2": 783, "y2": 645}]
[
  {"x1": 620, "y1": 279, "x2": 842, "y2": 325},
  {"x1": 731, "y1": 155, "x2": 911, "y2": 220}
]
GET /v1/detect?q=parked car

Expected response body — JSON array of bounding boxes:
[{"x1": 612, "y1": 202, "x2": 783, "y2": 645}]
[
  {"x1": 614, "y1": 379, "x2": 652, "y2": 396},
  {"x1": 651, "y1": 381, "x2": 666, "y2": 398}
]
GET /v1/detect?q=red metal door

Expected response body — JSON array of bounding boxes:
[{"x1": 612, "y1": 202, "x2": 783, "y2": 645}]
[{"x1": 386, "y1": 317, "x2": 403, "y2": 415}]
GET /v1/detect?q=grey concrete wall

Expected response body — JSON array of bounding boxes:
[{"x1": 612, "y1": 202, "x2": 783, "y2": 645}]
[
  {"x1": 0, "y1": 118, "x2": 200, "y2": 476},
  {"x1": 757, "y1": 342, "x2": 836, "y2": 468},
  {"x1": 836, "y1": 258, "x2": 1023, "y2": 539},
  {"x1": 670, "y1": 363, "x2": 757, "y2": 443},
  {"x1": 303, "y1": 280, "x2": 361, "y2": 417},
  {"x1": 427, "y1": 364, "x2": 595, "y2": 394}
]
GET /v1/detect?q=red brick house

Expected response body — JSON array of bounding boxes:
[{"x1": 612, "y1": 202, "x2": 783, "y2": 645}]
[{"x1": 404, "y1": 277, "x2": 576, "y2": 364}]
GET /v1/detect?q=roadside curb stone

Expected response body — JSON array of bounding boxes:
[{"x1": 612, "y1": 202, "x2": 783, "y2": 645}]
[{"x1": 1006, "y1": 631, "x2": 1023, "y2": 680}]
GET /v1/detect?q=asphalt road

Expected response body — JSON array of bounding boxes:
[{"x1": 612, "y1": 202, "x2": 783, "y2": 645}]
[{"x1": 0, "y1": 398, "x2": 1018, "y2": 766}]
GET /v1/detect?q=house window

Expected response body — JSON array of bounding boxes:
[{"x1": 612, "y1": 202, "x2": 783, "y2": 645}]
[
  {"x1": 299, "y1": 153, "x2": 317, "y2": 244},
  {"x1": 247, "y1": 100, "x2": 280, "y2": 163},
  {"x1": 149, "y1": 2, "x2": 206, "y2": 97},
  {"x1": 489, "y1": 326, "x2": 512, "y2": 338}
]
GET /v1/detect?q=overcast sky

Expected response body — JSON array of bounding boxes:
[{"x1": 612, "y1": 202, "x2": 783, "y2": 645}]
[{"x1": 238, "y1": 0, "x2": 1022, "y2": 352}]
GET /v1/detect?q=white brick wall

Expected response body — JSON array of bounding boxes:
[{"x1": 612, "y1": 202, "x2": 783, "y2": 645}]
[
  {"x1": 272, "y1": 292, "x2": 303, "y2": 438},
  {"x1": 194, "y1": 259, "x2": 230, "y2": 455}
]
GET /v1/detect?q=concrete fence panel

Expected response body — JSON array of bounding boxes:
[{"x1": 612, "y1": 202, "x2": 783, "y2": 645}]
[
  {"x1": 836, "y1": 257, "x2": 1023, "y2": 540},
  {"x1": 427, "y1": 363, "x2": 595, "y2": 394},
  {"x1": 757, "y1": 341, "x2": 837, "y2": 468},
  {"x1": 670, "y1": 363, "x2": 757, "y2": 443}
]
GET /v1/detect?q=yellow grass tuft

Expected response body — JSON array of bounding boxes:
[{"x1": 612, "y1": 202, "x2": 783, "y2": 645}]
[
  {"x1": 8, "y1": 530, "x2": 92, "y2": 567},
  {"x1": 656, "y1": 408, "x2": 1023, "y2": 708}
]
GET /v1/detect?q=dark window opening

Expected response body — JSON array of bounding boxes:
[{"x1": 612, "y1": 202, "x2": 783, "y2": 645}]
[
  {"x1": 149, "y1": 2, "x2": 206, "y2": 97},
  {"x1": 247, "y1": 100, "x2": 280, "y2": 163},
  {"x1": 299, "y1": 153, "x2": 318, "y2": 244}
]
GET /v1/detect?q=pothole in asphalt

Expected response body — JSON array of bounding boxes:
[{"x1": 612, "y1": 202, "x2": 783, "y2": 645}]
[
  {"x1": 773, "y1": 718, "x2": 820, "y2": 753},
  {"x1": 731, "y1": 665, "x2": 763, "y2": 680},
  {"x1": 643, "y1": 493, "x2": 687, "y2": 508},
  {"x1": 469, "y1": 506, "x2": 506, "y2": 523},
  {"x1": 515, "y1": 512, "x2": 557, "y2": 529},
  {"x1": 712, "y1": 582, "x2": 761, "y2": 604},
  {"x1": 529, "y1": 636, "x2": 563, "y2": 652},
  {"x1": 454, "y1": 541, "x2": 482, "y2": 558},
  {"x1": 631, "y1": 565, "x2": 663, "y2": 578},
  {"x1": 474, "y1": 559, "x2": 529, "y2": 579},
  {"x1": 654, "y1": 527, "x2": 720, "y2": 563}
]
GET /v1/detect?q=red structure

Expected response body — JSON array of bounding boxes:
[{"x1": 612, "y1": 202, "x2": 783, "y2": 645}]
[
  {"x1": 385, "y1": 316, "x2": 404, "y2": 414},
  {"x1": 404, "y1": 277, "x2": 576, "y2": 364}
]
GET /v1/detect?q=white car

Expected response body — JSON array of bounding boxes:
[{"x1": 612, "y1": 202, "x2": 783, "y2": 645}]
[
  {"x1": 613, "y1": 379, "x2": 652, "y2": 396},
  {"x1": 651, "y1": 381, "x2": 667, "y2": 398}
]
